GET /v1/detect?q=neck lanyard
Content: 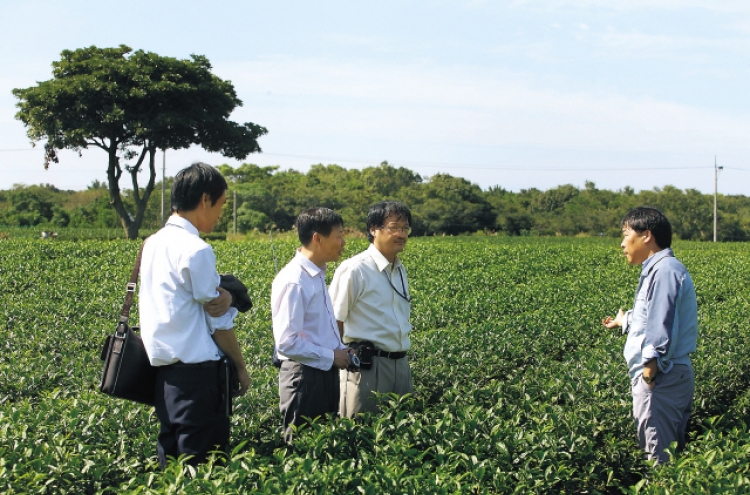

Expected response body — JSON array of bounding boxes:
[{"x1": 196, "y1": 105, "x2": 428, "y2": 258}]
[{"x1": 384, "y1": 265, "x2": 411, "y2": 303}]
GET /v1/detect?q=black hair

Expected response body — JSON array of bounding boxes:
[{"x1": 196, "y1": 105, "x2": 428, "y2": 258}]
[
  {"x1": 366, "y1": 201, "x2": 412, "y2": 243},
  {"x1": 171, "y1": 162, "x2": 228, "y2": 212},
  {"x1": 621, "y1": 206, "x2": 672, "y2": 248},
  {"x1": 295, "y1": 207, "x2": 344, "y2": 246}
]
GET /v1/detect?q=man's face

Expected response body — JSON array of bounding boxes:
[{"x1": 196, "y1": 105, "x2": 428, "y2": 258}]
[
  {"x1": 200, "y1": 190, "x2": 227, "y2": 233},
  {"x1": 317, "y1": 224, "x2": 346, "y2": 263},
  {"x1": 621, "y1": 225, "x2": 650, "y2": 265},
  {"x1": 372, "y1": 214, "x2": 410, "y2": 260}
]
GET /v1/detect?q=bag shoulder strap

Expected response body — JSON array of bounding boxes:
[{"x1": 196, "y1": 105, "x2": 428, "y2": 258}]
[{"x1": 119, "y1": 240, "x2": 147, "y2": 327}]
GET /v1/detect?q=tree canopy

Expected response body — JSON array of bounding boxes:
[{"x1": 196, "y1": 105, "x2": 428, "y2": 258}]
[
  {"x1": 13, "y1": 45, "x2": 267, "y2": 239},
  {"x1": 211, "y1": 162, "x2": 750, "y2": 241},
  {"x1": 2, "y1": 163, "x2": 749, "y2": 241}
]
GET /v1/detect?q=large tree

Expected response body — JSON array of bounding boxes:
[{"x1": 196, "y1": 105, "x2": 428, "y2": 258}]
[{"x1": 13, "y1": 45, "x2": 267, "y2": 239}]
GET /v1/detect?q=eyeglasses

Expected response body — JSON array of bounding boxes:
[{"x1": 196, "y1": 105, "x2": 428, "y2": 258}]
[{"x1": 381, "y1": 225, "x2": 411, "y2": 235}]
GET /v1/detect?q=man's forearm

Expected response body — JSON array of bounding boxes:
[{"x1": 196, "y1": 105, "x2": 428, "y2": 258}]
[{"x1": 212, "y1": 329, "x2": 247, "y2": 371}]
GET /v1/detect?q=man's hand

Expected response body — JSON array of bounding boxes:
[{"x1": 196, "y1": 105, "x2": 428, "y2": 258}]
[
  {"x1": 332, "y1": 349, "x2": 352, "y2": 369},
  {"x1": 602, "y1": 308, "x2": 626, "y2": 329},
  {"x1": 235, "y1": 367, "x2": 250, "y2": 397},
  {"x1": 204, "y1": 287, "x2": 232, "y2": 317},
  {"x1": 643, "y1": 359, "x2": 658, "y2": 390}
]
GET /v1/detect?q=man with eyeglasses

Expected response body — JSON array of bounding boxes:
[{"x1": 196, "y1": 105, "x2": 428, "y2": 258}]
[{"x1": 329, "y1": 201, "x2": 414, "y2": 417}]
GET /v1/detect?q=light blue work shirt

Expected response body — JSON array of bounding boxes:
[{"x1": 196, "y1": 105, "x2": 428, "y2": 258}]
[{"x1": 622, "y1": 248, "x2": 698, "y2": 381}]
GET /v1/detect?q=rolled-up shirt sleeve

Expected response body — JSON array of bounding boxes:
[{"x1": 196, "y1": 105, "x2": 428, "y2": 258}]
[
  {"x1": 187, "y1": 247, "x2": 221, "y2": 304},
  {"x1": 641, "y1": 268, "x2": 682, "y2": 372},
  {"x1": 205, "y1": 307, "x2": 238, "y2": 334},
  {"x1": 184, "y1": 244, "x2": 236, "y2": 334},
  {"x1": 273, "y1": 282, "x2": 335, "y2": 370}
]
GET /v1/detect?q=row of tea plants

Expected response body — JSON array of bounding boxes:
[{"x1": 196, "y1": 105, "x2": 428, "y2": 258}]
[{"x1": 1, "y1": 236, "x2": 749, "y2": 493}]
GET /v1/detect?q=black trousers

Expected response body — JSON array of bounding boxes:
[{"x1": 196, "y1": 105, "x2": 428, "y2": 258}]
[
  {"x1": 154, "y1": 361, "x2": 229, "y2": 467},
  {"x1": 278, "y1": 360, "x2": 339, "y2": 442}
]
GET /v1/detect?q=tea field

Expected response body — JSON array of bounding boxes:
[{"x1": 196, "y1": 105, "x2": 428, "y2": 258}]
[{"x1": 2, "y1": 236, "x2": 750, "y2": 494}]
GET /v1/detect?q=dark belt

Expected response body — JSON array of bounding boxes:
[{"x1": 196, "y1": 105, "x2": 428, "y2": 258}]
[
  {"x1": 374, "y1": 349, "x2": 407, "y2": 360},
  {"x1": 167, "y1": 360, "x2": 219, "y2": 368}
]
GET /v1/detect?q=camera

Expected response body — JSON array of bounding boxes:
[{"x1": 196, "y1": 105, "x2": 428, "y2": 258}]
[
  {"x1": 347, "y1": 353, "x2": 361, "y2": 372},
  {"x1": 346, "y1": 341, "x2": 374, "y2": 370}
]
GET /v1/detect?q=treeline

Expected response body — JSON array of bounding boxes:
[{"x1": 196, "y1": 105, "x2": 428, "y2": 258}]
[{"x1": 2, "y1": 162, "x2": 749, "y2": 240}]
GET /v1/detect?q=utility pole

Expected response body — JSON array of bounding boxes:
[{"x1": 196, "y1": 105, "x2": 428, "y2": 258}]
[
  {"x1": 160, "y1": 150, "x2": 166, "y2": 226},
  {"x1": 233, "y1": 189, "x2": 237, "y2": 234},
  {"x1": 713, "y1": 156, "x2": 723, "y2": 242}
]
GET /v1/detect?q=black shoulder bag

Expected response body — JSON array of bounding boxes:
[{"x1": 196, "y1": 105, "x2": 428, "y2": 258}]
[{"x1": 99, "y1": 242, "x2": 157, "y2": 405}]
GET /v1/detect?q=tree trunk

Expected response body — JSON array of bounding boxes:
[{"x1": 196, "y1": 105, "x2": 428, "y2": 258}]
[
  {"x1": 105, "y1": 142, "x2": 157, "y2": 240},
  {"x1": 106, "y1": 144, "x2": 133, "y2": 239},
  {"x1": 126, "y1": 222, "x2": 140, "y2": 240},
  {"x1": 129, "y1": 146, "x2": 158, "y2": 240}
]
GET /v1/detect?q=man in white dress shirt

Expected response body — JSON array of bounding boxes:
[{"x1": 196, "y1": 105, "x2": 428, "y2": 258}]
[
  {"x1": 271, "y1": 207, "x2": 352, "y2": 441},
  {"x1": 140, "y1": 163, "x2": 249, "y2": 467},
  {"x1": 330, "y1": 201, "x2": 413, "y2": 417}
]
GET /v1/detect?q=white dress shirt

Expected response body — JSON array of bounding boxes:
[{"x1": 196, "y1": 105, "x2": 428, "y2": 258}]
[
  {"x1": 271, "y1": 250, "x2": 345, "y2": 370},
  {"x1": 139, "y1": 215, "x2": 237, "y2": 366},
  {"x1": 329, "y1": 244, "x2": 412, "y2": 353}
]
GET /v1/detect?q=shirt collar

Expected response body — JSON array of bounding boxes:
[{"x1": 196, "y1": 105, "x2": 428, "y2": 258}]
[
  {"x1": 295, "y1": 249, "x2": 324, "y2": 278},
  {"x1": 641, "y1": 247, "x2": 674, "y2": 275},
  {"x1": 367, "y1": 243, "x2": 401, "y2": 272},
  {"x1": 166, "y1": 215, "x2": 199, "y2": 237}
]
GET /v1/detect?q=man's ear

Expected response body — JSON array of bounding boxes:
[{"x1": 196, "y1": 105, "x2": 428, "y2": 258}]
[
  {"x1": 642, "y1": 229, "x2": 653, "y2": 244},
  {"x1": 311, "y1": 232, "x2": 321, "y2": 247}
]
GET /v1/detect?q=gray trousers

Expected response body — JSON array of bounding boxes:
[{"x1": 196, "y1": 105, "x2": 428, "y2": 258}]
[
  {"x1": 278, "y1": 360, "x2": 339, "y2": 441},
  {"x1": 339, "y1": 355, "x2": 413, "y2": 418},
  {"x1": 631, "y1": 363, "x2": 694, "y2": 464}
]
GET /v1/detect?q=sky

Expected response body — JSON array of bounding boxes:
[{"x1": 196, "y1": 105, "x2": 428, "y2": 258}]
[{"x1": 1, "y1": 0, "x2": 748, "y2": 195}]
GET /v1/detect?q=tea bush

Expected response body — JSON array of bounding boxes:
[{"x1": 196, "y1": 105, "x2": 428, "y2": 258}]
[{"x1": 1, "y1": 237, "x2": 749, "y2": 493}]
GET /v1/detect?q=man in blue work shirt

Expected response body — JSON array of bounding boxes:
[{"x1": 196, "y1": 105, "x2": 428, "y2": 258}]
[{"x1": 602, "y1": 206, "x2": 698, "y2": 465}]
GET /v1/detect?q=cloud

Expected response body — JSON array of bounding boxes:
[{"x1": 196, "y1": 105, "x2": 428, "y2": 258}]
[
  {"x1": 218, "y1": 56, "x2": 750, "y2": 158},
  {"x1": 593, "y1": 31, "x2": 750, "y2": 56},
  {"x1": 323, "y1": 34, "x2": 398, "y2": 53},
  {"x1": 512, "y1": 0, "x2": 750, "y2": 14}
]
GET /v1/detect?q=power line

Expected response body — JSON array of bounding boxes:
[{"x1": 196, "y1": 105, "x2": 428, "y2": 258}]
[
  {"x1": 257, "y1": 152, "x2": 750, "y2": 172},
  {"x1": 2, "y1": 147, "x2": 748, "y2": 173}
]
